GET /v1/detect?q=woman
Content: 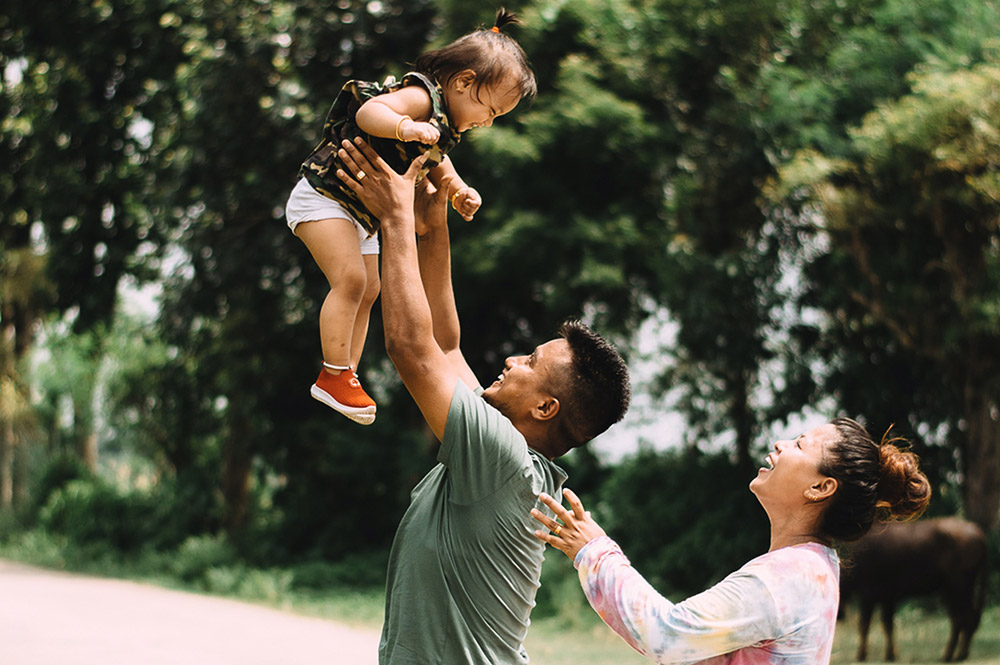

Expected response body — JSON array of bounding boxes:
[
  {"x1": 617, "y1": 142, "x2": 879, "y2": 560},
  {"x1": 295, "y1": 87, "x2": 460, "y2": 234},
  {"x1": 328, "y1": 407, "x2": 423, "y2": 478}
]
[{"x1": 531, "y1": 417, "x2": 931, "y2": 664}]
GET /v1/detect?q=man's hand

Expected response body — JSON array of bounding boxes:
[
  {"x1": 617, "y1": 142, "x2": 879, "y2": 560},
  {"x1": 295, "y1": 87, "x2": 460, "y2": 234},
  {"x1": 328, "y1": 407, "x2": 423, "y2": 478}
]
[
  {"x1": 414, "y1": 177, "x2": 452, "y2": 237},
  {"x1": 450, "y1": 186, "x2": 482, "y2": 222},
  {"x1": 336, "y1": 138, "x2": 428, "y2": 225}
]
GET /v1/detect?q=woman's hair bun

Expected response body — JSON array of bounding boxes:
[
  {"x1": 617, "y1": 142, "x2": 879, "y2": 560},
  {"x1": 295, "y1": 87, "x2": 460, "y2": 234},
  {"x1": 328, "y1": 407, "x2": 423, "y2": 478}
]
[{"x1": 875, "y1": 434, "x2": 931, "y2": 521}]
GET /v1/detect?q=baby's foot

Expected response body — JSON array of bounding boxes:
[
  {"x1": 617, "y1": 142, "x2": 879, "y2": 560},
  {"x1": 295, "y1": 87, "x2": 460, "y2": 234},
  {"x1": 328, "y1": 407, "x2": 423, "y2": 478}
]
[{"x1": 311, "y1": 367, "x2": 376, "y2": 425}]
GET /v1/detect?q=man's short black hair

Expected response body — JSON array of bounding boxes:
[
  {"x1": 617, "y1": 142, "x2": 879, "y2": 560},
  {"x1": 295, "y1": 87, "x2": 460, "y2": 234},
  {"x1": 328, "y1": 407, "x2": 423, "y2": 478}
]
[{"x1": 551, "y1": 320, "x2": 631, "y2": 449}]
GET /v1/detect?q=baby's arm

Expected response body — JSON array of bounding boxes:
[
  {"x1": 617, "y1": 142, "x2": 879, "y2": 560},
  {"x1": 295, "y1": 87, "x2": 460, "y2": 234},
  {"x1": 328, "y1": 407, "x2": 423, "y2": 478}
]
[
  {"x1": 356, "y1": 86, "x2": 439, "y2": 144},
  {"x1": 429, "y1": 157, "x2": 481, "y2": 222}
]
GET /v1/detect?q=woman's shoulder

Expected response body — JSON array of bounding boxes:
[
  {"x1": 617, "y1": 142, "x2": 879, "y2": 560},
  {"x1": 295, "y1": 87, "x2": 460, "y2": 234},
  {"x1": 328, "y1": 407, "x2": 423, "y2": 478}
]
[
  {"x1": 745, "y1": 543, "x2": 838, "y2": 572},
  {"x1": 739, "y1": 543, "x2": 840, "y2": 605}
]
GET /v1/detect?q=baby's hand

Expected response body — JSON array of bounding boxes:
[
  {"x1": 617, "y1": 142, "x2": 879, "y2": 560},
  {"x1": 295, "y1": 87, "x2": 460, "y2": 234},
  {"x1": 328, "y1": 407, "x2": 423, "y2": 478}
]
[
  {"x1": 451, "y1": 187, "x2": 482, "y2": 221},
  {"x1": 398, "y1": 119, "x2": 440, "y2": 145}
]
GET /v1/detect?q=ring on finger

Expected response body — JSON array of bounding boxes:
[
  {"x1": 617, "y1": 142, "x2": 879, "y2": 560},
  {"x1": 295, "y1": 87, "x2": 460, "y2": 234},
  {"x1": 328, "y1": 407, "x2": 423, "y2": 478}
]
[
  {"x1": 552, "y1": 524, "x2": 562, "y2": 537},
  {"x1": 356, "y1": 170, "x2": 367, "y2": 181}
]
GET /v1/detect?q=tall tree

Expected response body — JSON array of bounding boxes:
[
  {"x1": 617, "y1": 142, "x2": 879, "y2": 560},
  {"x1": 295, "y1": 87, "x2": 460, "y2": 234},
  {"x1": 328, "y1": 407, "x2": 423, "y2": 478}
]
[
  {"x1": 153, "y1": 0, "x2": 437, "y2": 536},
  {"x1": 435, "y1": 0, "x2": 794, "y2": 469},
  {"x1": 773, "y1": 57, "x2": 1000, "y2": 530},
  {"x1": 2, "y1": 0, "x2": 186, "y2": 474}
]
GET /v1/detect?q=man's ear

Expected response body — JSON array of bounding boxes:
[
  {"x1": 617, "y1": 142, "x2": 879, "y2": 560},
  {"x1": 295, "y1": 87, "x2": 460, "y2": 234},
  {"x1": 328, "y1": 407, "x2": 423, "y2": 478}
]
[
  {"x1": 804, "y1": 477, "x2": 838, "y2": 503},
  {"x1": 532, "y1": 396, "x2": 560, "y2": 422}
]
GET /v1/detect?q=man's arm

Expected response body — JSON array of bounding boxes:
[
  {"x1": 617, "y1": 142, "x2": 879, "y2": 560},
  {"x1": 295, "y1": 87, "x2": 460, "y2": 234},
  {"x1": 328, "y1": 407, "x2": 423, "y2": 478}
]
[
  {"x1": 414, "y1": 179, "x2": 480, "y2": 388},
  {"x1": 335, "y1": 139, "x2": 474, "y2": 440}
]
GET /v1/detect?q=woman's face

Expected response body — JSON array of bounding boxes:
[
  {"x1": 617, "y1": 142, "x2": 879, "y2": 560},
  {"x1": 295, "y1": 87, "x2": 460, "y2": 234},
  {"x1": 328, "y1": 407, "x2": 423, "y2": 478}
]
[{"x1": 750, "y1": 423, "x2": 838, "y2": 507}]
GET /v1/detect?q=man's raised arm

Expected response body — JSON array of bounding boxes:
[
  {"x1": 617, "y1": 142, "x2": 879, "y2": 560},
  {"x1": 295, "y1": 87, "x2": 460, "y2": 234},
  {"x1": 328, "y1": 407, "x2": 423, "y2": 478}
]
[
  {"x1": 414, "y1": 179, "x2": 479, "y2": 388},
  {"x1": 335, "y1": 139, "x2": 474, "y2": 440}
]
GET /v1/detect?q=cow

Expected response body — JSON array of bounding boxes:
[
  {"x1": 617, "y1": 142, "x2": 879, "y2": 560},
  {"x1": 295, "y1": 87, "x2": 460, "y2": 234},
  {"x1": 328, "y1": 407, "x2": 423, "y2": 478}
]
[{"x1": 839, "y1": 516, "x2": 988, "y2": 662}]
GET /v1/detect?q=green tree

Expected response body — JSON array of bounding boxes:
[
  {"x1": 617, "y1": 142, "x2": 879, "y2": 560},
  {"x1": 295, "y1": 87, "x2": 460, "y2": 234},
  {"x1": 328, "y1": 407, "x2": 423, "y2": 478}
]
[
  {"x1": 0, "y1": 250, "x2": 50, "y2": 509},
  {"x1": 2, "y1": 0, "x2": 186, "y2": 486},
  {"x1": 772, "y1": 54, "x2": 1000, "y2": 529},
  {"x1": 152, "y1": 0, "x2": 437, "y2": 537}
]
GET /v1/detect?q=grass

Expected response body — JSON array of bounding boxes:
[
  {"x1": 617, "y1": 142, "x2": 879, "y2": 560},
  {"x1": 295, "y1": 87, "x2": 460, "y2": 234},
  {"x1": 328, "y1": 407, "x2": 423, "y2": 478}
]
[
  {"x1": 286, "y1": 585, "x2": 1000, "y2": 665},
  {"x1": 831, "y1": 604, "x2": 1000, "y2": 665},
  {"x1": 2, "y1": 530, "x2": 998, "y2": 665}
]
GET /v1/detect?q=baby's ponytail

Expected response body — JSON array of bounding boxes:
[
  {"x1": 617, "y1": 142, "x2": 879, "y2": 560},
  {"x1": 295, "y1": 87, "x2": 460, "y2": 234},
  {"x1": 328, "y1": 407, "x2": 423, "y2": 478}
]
[
  {"x1": 492, "y1": 7, "x2": 522, "y2": 33},
  {"x1": 818, "y1": 418, "x2": 931, "y2": 542}
]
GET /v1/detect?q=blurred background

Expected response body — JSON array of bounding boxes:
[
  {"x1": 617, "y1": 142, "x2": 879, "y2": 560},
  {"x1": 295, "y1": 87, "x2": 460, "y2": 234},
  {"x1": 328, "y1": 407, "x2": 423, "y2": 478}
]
[{"x1": 2, "y1": 0, "x2": 999, "y2": 660}]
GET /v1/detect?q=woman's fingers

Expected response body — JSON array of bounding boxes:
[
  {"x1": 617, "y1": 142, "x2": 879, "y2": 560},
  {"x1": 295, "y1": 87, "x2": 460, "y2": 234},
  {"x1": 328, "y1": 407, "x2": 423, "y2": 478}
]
[
  {"x1": 533, "y1": 529, "x2": 563, "y2": 546},
  {"x1": 537, "y1": 492, "x2": 573, "y2": 523},
  {"x1": 532, "y1": 529, "x2": 567, "y2": 550},
  {"x1": 563, "y1": 488, "x2": 588, "y2": 521},
  {"x1": 529, "y1": 507, "x2": 559, "y2": 531}
]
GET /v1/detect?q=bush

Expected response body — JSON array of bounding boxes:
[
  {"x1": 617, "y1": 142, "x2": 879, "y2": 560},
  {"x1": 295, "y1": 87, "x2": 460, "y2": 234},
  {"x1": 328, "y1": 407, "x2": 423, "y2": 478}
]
[
  {"x1": 290, "y1": 551, "x2": 389, "y2": 590},
  {"x1": 170, "y1": 535, "x2": 238, "y2": 582},
  {"x1": 31, "y1": 455, "x2": 95, "y2": 518},
  {"x1": 600, "y1": 449, "x2": 769, "y2": 598},
  {"x1": 39, "y1": 479, "x2": 161, "y2": 552},
  {"x1": 185, "y1": 561, "x2": 294, "y2": 603},
  {"x1": 0, "y1": 528, "x2": 68, "y2": 569}
]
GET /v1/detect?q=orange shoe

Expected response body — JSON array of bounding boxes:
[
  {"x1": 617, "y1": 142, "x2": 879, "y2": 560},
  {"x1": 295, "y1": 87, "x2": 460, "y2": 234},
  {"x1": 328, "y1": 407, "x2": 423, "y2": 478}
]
[{"x1": 310, "y1": 364, "x2": 376, "y2": 425}]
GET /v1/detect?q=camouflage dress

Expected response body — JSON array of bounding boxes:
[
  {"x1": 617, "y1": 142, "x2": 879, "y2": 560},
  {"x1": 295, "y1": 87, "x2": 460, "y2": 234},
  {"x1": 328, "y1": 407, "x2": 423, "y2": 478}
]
[{"x1": 297, "y1": 72, "x2": 460, "y2": 236}]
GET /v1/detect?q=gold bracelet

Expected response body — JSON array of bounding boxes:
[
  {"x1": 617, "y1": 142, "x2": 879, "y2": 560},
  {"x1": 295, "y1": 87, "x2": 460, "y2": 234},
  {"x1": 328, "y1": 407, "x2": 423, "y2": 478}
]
[
  {"x1": 451, "y1": 190, "x2": 462, "y2": 208},
  {"x1": 395, "y1": 115, "x2": 411, "y2": 141}
]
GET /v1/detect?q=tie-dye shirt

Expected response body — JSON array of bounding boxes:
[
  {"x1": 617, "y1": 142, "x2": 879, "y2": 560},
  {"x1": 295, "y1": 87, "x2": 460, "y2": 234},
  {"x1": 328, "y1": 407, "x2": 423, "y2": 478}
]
[{"x1": 574, "y1": 537, "x2": 839, "y2": 665}]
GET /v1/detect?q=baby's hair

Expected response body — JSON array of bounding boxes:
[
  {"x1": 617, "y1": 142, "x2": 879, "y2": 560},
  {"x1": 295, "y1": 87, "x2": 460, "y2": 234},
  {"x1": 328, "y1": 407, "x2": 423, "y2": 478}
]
[{"x1": 413, "y1": 7, "x2": 537, "y2": 103}]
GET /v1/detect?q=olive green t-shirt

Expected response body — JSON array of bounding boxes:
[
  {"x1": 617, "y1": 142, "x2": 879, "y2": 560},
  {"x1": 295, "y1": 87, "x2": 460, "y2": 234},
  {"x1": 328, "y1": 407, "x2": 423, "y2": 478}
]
[{"x1": 378, "y1": 381, "x2": 568, "y2": 665}]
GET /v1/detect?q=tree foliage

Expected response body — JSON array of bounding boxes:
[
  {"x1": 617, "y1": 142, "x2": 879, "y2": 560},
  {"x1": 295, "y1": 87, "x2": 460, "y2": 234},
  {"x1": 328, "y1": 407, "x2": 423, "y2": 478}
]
[
  {"x1": 772, "y1": 53, "x2": 1000, "y2": 529},
  {"x1": 3, "y1": 0, "x2": 999, "y2": 570}
]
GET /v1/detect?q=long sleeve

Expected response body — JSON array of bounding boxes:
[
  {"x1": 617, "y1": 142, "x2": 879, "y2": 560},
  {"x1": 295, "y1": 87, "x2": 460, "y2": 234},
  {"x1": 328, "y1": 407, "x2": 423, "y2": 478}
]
[
  {"x1": 574, "y1": 538, "x2": 840, "y2": 665},
  {"x1": 574, "y1": 537, "x2": 781, "y2": 664}
]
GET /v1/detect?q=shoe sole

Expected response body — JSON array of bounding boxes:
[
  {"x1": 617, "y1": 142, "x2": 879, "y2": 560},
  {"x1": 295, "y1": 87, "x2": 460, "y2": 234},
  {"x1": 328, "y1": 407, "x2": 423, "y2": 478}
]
[{"x1": 310, "y1": 385, "x2": 376, "y2": 425}]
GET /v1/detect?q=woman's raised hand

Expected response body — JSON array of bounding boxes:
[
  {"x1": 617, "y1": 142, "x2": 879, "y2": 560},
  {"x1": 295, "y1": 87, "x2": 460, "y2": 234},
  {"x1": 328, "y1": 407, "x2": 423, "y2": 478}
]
[{"x1": 531, "y1": 488, "x2": 607, "y2": 560}]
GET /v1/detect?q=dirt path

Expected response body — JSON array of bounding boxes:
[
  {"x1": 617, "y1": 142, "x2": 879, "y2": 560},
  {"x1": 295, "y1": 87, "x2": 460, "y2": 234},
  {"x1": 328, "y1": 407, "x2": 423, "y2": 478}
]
[{"x1": 0, "y1": 559, "x2": 380, "y2": 665}]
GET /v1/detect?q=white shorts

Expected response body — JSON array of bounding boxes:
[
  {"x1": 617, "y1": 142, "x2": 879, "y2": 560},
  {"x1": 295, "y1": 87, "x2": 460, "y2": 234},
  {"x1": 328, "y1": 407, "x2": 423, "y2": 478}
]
[{"x1": 284, "y1": 178, "x2": 380, "y2": 255}]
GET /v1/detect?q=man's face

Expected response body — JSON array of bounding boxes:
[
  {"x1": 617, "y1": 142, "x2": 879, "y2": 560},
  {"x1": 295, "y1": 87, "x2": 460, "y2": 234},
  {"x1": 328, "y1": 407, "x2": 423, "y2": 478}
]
[{"x1": 482, "y1": 338, "x2": 571, "y2": 418}]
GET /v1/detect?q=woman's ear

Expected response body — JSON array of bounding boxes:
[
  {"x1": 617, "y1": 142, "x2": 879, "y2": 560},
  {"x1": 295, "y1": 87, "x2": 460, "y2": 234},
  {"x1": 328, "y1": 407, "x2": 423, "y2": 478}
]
[{"x1": 804, "y1": 477, "x2": 838, "y2": 503}]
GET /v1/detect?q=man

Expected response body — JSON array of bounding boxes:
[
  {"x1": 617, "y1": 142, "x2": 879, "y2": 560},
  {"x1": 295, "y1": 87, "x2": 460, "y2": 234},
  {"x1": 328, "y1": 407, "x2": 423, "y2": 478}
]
[{"x1": 335, "y1": 138, "x2": 631, "y2": 665}]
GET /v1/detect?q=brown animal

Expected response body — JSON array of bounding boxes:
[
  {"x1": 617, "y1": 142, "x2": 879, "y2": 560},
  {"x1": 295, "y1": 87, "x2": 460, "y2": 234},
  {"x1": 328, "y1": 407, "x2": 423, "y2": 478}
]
[{"x1": 839, "y1": 517, "x2": 988, "y2": 662}]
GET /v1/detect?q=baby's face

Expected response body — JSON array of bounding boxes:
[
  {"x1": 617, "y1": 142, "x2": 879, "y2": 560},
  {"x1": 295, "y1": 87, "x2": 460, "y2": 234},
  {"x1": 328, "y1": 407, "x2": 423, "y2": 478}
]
[{"x1": 445, "y1": 72, "x2": 522, "y2": 133}]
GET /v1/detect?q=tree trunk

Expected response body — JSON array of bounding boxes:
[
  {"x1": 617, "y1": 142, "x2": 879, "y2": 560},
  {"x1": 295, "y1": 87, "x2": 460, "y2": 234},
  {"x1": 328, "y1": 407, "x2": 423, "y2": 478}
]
[
  {"x1": 73, "y1": 402, "x2": 98, "y2": 472},
  {"x1": 1, "y1": 318, "x2": 15, "y2": 510},
  {"x1": 13, "y1": 433, "x2": 28, "y2": 506},
  {"x1": 731, "y1": 372, "x2": 755, "y2": 475},
  {"x1": 221, "y1": 414, "x2": 253, "y2": 534},
  {"x1": 962, "y1": 386, "x2": 1000, "y2": 532},
  {"x1": 0, "y1": 414, "x2": 12, "y2": 509}
]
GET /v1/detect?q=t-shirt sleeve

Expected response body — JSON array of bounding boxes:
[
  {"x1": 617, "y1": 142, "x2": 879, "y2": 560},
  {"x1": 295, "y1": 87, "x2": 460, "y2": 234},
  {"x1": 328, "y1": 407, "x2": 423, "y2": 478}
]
[
  {"x1": 574, "y1": 537, "x2": 782, "y2": 664},
  {"x1": 439, "y1": 380, "x2": 531, "y2": 504}
]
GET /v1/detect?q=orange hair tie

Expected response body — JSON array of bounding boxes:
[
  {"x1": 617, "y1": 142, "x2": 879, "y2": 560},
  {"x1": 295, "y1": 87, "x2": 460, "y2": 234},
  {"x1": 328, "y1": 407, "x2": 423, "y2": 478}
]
[{"x1": 490, "y1": 26, "x2": 500, "y2": 33}]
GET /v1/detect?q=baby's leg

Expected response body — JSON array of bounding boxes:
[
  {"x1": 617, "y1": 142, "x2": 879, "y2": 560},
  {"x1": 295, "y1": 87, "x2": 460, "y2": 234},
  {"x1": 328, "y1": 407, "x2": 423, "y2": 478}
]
[
  {"x1": 295, "y1": 217, "x2": 367, "y2": 370},
  {"x1": 350, "y1": 253, "x2": 381, "y2": 369}
]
